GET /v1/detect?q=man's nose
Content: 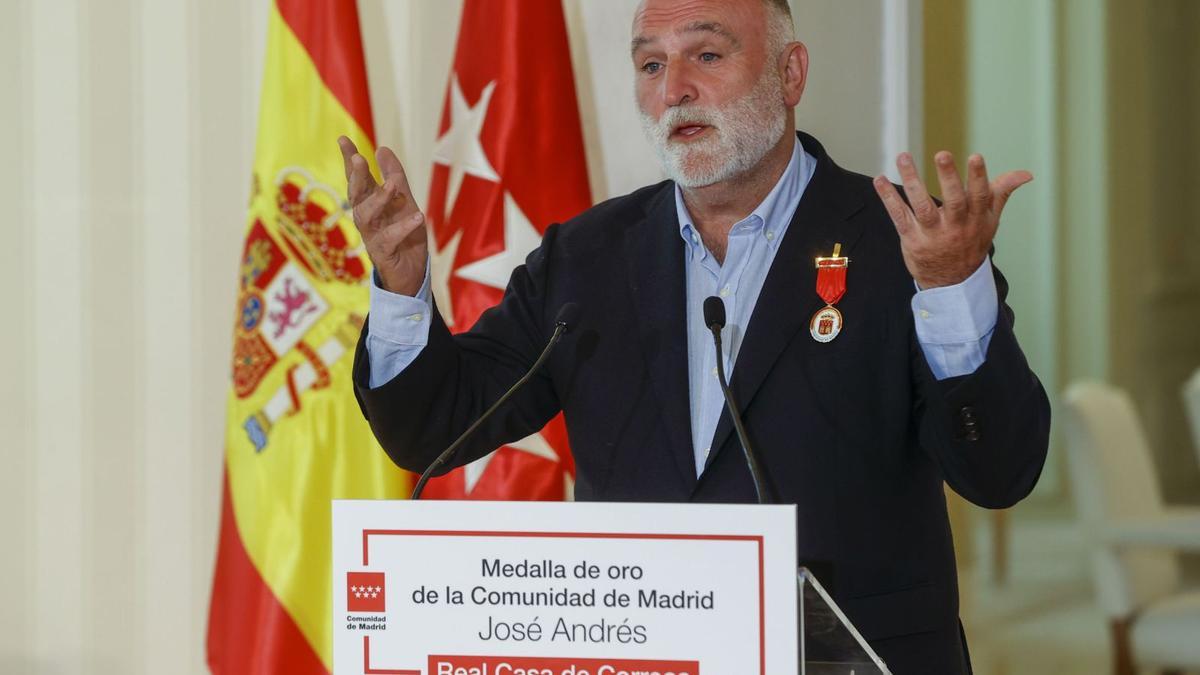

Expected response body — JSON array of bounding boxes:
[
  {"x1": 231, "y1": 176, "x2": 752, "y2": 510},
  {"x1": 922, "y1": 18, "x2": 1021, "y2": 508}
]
[{"x1": 662, "y1": 60, "x2": 698, "y2": 107}]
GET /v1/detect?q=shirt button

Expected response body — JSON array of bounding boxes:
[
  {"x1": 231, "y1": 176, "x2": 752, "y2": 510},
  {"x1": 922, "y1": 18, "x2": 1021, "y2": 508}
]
[
  {"x1": 703, "y1": 447, "x2": 710, "y2": 458},
  {"x1": 919, "y1": 309, "x2": 931, "y2": 320},
  {"x1": 720, "y1": 286, "x2": 731, "y2": 297},
  {"x1": 691, "y1": 234, "x2": 700, "y2": 244},
  {"x1": 408, "y1": 313, "x2": 423, "y2": 322},
  {"x1": 712, "y1": 367, "x2": 719, "y2": 377},
  {"x1": 766, "y1": 231, "x2": 776, "y2": 241}
]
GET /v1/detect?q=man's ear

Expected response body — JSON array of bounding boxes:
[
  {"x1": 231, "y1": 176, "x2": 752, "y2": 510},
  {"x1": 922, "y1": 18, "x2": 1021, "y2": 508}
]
[{"x1": 780, "y1": 41, "x2": 809, "y2": 107}]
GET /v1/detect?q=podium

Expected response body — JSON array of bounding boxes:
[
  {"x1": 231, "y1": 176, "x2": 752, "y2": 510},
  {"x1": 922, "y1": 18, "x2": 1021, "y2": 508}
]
[{"x1": 332, "y1": 500, "x2": 890, "y2": 675}]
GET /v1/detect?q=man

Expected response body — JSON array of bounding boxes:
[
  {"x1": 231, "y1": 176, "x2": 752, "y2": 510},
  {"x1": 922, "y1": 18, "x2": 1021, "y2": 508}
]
[{"x1": 338, "y1": 0, "x2": 1050, "y2": 672}]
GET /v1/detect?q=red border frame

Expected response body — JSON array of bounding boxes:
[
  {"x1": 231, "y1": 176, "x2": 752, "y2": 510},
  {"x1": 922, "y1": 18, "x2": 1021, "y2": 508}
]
[
  {"x1": 359, "y1": 528, "x2": 766, "y2": 675},
  {"x1": 364, "y1": 635, "x2": 418, "y2": 675}
]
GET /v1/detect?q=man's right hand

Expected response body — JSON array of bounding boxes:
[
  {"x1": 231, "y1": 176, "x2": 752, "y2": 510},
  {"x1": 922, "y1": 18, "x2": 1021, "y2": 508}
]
[{"x1": 338, "y1": 136, "x2": 429, "y2": 296}]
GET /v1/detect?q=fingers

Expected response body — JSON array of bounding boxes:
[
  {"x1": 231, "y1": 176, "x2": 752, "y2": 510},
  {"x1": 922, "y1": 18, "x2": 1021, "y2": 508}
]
[
  {"x1": 933, "y1": 151, "x2": 967, "y2": 220},
  {"x1": 966, "y1": 154, "x2": 993, "y2": 216},
  {"x1": 373, "y1": 210, "x2": 427, "y2": 250},
  {"x1": 896, "y1": 153, "x2": 940, "y2": 227},
  {"x1": 337, "y1": 135, "x2": 358, "y2": 180},
  {"x1": 337, "y1": 135, "x2": 377, "y2": 206},
  {"x1": 377, "y1": 145, "x2": 420, "y2": 210},
  {"x1": 349, "y1": 154, "x2": 379, "y2": 205},
  {"x1": 992, "y1": 169, "x2": 1033, "y2": 214},
  {"x1": 873, "y1": 176, "x2": 915, "y2": 236},
  {"x1": 354, "y1": 176, "x2": 412, "y2": 232},
  {"x1": 377, "y1": 146, "x2": 410, "y2": 189}
]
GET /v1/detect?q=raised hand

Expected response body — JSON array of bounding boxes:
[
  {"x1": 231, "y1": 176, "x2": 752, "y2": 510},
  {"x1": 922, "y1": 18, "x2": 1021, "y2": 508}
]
[
  {"x1": 873, "y1": 151, "x2": 1032, "y2": 289},
  {"x1": 338, "y1": 136, "x2": 429, "y2": 296}
]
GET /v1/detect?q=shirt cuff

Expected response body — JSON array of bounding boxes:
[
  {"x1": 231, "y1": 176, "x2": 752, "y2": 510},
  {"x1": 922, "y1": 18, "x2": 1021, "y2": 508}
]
[
  {"x1": 910, "y1": 257, "x2": 998, "y2": 345},
  {"x1": 367, "y1": 260, "x2": 433, "y2": 347}
]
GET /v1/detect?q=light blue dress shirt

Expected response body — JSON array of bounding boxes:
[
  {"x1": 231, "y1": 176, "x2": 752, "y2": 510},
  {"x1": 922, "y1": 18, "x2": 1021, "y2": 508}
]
[
  {"x1": 679, "y1": 138, "x2": 813, "y2": 475},
  {"x1": 365, "y1": 137, "x2": 999, "y2": 476}
]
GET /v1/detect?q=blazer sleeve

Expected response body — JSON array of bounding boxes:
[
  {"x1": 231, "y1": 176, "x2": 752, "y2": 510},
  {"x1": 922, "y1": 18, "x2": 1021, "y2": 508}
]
[
  {"x1": 351, "y1": 224, "x2": 564, "y2": 476},
  {"x1": 912, "y1": 256, "x2": 1052, "y2": 509}
]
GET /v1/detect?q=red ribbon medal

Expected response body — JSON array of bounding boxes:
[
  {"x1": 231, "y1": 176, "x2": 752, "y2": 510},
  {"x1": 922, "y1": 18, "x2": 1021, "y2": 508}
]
[{"x1": 810, "y1": 243, "x2": 849, "y2": 343}]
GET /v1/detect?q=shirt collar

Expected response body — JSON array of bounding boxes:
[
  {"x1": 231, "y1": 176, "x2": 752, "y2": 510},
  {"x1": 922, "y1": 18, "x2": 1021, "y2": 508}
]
[{"x1": 676, "y1": 135, "x2": 810, "y2": 257}]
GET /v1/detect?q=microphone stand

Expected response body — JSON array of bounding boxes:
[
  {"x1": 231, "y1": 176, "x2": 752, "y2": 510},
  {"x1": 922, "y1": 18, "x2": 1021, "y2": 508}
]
[
  {"x1": 704, "y1": 296, "x2": 771, "y2": 504},
  {"x1": 411, "y1": 304, "x2": 577, "y2": 499}
]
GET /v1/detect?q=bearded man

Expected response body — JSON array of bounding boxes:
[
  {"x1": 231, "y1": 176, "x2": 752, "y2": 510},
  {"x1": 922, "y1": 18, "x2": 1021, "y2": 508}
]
[{"x1": 339, "y1": 0, "x2": 1050, "y2": 672}]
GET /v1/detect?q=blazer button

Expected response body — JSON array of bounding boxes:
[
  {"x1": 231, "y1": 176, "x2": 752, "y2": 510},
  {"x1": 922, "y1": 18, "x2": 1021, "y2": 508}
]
[{"x1": 958, "y1": 406, "x2": 981, "y2": 442}]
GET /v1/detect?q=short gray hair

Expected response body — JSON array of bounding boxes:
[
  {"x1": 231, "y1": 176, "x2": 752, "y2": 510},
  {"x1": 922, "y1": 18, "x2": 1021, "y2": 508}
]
[
  {"x1": 763, "y1": 0, "x2": 793, "y2": 18},
  {"x1": 763, "y1": 0, "x2": 795, "y2": 55}
]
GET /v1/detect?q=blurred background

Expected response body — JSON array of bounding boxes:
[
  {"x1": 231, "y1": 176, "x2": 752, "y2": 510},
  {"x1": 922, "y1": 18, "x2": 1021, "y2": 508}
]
[{"x1": 1, "y1": 0, "x2": 1198, "y2": 673}]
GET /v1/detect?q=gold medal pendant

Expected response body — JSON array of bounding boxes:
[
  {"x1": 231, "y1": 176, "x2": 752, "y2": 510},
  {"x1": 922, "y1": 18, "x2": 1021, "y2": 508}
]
[
  {"x1": 810, "y1": 305, "x2": 843, "y2": 343},
  {"x1": 811, "y1": 243, "x2": 849, "y2": 343}
]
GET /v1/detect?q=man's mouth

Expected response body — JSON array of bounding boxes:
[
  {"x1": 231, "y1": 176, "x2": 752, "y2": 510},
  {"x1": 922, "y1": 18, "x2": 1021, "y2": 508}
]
[{"x1": 670, "y1": 123, "x2": 712, "y2": 141}]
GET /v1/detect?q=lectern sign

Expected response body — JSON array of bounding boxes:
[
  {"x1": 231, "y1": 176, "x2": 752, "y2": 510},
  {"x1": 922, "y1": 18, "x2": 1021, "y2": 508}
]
[{"x1": 332, "y1": 501, "x2": 798, "y2": 674}]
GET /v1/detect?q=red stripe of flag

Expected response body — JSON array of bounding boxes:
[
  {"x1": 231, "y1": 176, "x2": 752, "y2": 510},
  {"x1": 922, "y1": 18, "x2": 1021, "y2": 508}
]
[
  {"x1": 275, "y1": 0, "x2": 376, "y2": 144},
  {"x1": 207, "y1": 468, "x2": 329, "y2": 674}
]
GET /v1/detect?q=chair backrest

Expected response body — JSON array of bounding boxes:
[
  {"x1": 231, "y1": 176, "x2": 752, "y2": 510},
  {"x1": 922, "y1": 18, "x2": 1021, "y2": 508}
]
[
  {"x1": 1184, "y1": 368, "x2": 1200, "y2": 469},
  {"x1": 1062, "y1": 381, "x2": 1180, "y2": 617}
]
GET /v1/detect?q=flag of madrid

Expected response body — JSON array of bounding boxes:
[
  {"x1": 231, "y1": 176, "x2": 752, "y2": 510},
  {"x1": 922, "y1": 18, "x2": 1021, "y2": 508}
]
[
  {"x1": 419, "y1": 0, "x2": 592, "y2": 500},
  {"x1": 346, "y1": 572, "x2": 386, "y2": 613}
]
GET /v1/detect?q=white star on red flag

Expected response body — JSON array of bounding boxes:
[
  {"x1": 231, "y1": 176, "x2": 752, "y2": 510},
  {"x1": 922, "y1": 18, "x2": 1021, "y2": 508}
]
[
  {"x1": 454, "y1": 192, "x2": 541, "y2": 291},
  {"x1": 463, "y1": 431, "x2": 559, "y2": 494},
  {"x1": 431, "y1": 75, "x2": 500, "y2": 219},
  {"x1": 429, "y1": 229, "x2": 463, "y2": 327}
]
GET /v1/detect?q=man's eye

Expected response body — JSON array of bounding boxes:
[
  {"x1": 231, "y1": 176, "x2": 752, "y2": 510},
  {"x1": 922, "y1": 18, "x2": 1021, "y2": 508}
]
[
  {"x1": 699, "y1": 53, "x2": 720, "y2": 63},
  {"x1": 641, "y1": 62, "x2": 663, "y2": 74}
]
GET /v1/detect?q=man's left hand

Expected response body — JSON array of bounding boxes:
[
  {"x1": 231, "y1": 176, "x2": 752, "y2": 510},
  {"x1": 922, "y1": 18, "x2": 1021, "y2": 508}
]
[{"x1": 873, "y1": 151, "x2": 1032, "y2": 289}]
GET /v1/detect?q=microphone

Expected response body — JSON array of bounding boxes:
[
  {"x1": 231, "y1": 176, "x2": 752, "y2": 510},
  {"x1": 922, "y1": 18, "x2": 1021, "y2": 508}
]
[
  {"x1": 410, "y1": 302, "x2": 580, "y2": 499},
  {"x1": 702, "y1": 295, "x2": 726, "y2": 331},
  {"x1": 703, "y1": 296, "x2": 770, "y2": 504}
]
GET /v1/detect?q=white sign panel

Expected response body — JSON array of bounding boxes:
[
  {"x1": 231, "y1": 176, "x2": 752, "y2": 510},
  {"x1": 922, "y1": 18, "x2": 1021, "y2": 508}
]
[{"x1": 332, "y1": 500, "x2": 798, "y2": 675}]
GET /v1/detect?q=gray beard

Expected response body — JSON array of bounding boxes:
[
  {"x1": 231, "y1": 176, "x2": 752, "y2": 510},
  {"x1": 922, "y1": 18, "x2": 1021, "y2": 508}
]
[{"x1": 639, "y1": 71, "x2": 788, "y2": 188}]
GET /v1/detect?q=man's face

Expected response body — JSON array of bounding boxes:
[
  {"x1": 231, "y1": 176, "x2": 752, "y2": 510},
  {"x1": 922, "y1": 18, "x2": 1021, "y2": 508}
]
[{"x1": 632, "y1": 0, "x2": 789, "y2": 188}]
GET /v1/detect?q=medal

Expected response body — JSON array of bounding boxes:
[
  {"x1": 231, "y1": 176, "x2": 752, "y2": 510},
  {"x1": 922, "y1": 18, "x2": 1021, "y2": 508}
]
[{"x1": 810, "y1": 243, "x2": 849, "y2": 343}]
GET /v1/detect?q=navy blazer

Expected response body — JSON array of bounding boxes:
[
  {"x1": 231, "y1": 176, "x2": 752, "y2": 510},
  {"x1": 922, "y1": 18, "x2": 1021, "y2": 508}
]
[{"x1": 353, "y1": 132, "x2": 1051, "y2": 674}]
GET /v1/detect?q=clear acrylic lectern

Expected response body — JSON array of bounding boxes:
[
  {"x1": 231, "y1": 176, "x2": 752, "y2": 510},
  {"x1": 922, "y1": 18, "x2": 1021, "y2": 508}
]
[{"x1": 798, "y1": 567, "x2": 892, "y2": 674}]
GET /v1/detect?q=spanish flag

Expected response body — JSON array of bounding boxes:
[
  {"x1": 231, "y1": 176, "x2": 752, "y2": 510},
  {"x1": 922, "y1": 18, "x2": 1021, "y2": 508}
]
[{"x1": 206, "y1": 1, "x2": 409, "y2": 672}]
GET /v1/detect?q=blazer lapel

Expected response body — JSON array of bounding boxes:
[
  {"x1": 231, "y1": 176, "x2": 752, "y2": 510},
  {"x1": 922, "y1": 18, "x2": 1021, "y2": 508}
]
[
  {"x1": 624, "y1": 183, "x2": 699, "y2": 492},
  {"x1": 702, "y1": 133, "x2": 868, "y2": 479}
]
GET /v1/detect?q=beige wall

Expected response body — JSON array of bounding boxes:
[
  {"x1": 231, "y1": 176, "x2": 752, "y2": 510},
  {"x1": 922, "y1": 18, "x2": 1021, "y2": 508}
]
[
  {"x1": 1108, "y1": 0, "x2": 1200, "y2": 504},
  {"x1": 0, "y1": 1, "x2": 917, "y2": 672}
]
